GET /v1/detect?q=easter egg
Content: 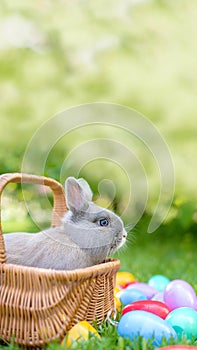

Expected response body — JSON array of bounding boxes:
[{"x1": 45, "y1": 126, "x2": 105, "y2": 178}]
[
  {"x1": 122, "y1": 300, "x2": 171, "y2": 319},
  {"x1": 116, "y1": 272, "x2": 136, "y2": 288},
  {"x1": 114, "y1": 286, "x2": 121, "y2": 295},
  {"x1": 127, "y1": 282, "x2": 158, "y2": 299},
  {"x1": 62, "y1": 321, "x2": 100, "y2": 347},
  {"x1": 193, "y1": 298, "x2": 197, "y2": 311},
  {"x1": 148, "y1": 275, "x2": 170, "y2": 292},
  {"x1": 166, "y1": 307, "x2": 197, "y2": 340},
  {"x1": 152, "y1": 292, "x2": 164, "y2": 303},
  {"x1": 123, "y1": 281, "x2": 138, "y2": 288},
  {"x1": 114, "y1": 295, "x2": 122, "y2": 312},
  {"x1": 117, "y1": 310, "x2": 176, "y2": 346},
  {"x1": 117, "y1": 288, "x2": 147, "y2": 306},
  {"x1": 164, "y1": 280, "x2": 197, "y2": 310}
]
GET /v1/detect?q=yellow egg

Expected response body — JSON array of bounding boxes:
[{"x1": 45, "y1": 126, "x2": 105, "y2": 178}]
[
  {"x1": 114, "y1": 295, "x2": 122, "y2": 312},
  {"x1": 62, "y1": 321, "x2": 100, "y2": 347},
  {"x1": 114, "y1": 286, "x2": 121, "y2": 295},
  {"x1": 116, "y1": 271, "x2": 136, "y2": 288}
]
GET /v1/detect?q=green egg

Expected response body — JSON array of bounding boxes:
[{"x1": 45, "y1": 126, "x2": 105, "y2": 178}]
[{"x1": 166, "y1": 307, "x2": 197, "y2": 340}]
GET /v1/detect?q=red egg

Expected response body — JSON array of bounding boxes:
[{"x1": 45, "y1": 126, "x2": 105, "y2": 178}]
[{"x1": 122, "y1": 300, "x2": 171, "y2": 319}]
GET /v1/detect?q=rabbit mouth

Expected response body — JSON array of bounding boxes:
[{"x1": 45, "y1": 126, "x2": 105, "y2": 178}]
[{"x1": 109, "y1": 230, "x2": 127, "y2": 254}]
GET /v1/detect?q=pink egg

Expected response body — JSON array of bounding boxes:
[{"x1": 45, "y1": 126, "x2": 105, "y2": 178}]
[{"x1": 164, "y1": 280, "x2": 197, "y2": 310}]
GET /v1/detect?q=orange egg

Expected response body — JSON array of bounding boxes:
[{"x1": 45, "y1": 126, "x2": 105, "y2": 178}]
[
  {"x1": 62, "y1": 321, "x2": 100, "y2": 347},
  {"x1": 116, "y1": 272, "x2": 136, "y2": 288}
]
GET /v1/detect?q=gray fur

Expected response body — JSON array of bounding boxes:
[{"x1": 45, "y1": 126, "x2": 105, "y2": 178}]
[{"x1": 3, "y1": 177, "x2": 127, "y2": 270}]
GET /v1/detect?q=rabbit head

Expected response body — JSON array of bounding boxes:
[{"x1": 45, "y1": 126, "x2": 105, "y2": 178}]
[{"x1": 63, "y1": 177, "x2": 127, "y2": 259}]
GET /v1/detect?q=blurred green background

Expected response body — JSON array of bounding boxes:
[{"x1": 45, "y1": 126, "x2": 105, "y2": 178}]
[{"x1": 0, "y1": 0, "x2": 197, "y2": 276}]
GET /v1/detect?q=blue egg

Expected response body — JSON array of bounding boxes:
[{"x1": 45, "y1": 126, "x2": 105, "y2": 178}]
[
  {"x1": 118, "y1": 288, "x2": 147, "y2": 306},
  {"x1": 117, "y1": 310, "x2": 177, "y2": 346},
  {"x1": 148, "y1": 275, "x2": 170, "y2": 292}
]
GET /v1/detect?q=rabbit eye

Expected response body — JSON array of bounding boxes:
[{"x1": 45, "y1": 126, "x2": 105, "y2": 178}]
[{"x1": 99, "y1": 218, "x2": 109, "y2": 227}]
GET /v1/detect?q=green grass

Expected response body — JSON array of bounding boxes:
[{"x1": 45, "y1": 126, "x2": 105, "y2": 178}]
[{"x1": 118, "y1": 231, "x2": 197, "y2": 287}]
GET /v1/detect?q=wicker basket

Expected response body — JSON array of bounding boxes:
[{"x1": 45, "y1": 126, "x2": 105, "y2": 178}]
[{"x1": 0, "y1": 173, "x2": 120, "y2": 347}]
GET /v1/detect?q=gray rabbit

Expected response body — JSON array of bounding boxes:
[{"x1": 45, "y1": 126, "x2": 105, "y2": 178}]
[{"x1": 3, "y1": 177, "x2": 127, "y2": 270}]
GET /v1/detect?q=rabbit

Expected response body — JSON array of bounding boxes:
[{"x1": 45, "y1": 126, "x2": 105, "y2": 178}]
[{"x1": 3, "y1": 177, "x2": 127, "y2": 270}]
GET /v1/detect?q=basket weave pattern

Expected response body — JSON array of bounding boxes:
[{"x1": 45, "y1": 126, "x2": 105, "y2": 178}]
[{"x1": 0, "y1": 173, "x2": 120, "y2": 347}]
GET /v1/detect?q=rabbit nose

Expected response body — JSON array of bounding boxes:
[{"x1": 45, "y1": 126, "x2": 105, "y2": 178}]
[{"x1": 123, "y1": 230, "x2": 127, "y2": 238}]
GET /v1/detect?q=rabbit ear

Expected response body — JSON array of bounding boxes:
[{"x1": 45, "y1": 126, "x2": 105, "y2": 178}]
[
  {"x1": 65, "y1": 177, "x2": 89, "y2": 212},
  {"x1": 77, "y1": 178, "x2": 93, "y2": 201}
]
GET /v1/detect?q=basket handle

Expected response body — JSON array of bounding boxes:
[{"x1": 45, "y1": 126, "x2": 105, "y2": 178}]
[{"x1": 0, "y1": 173, "x2": 67, "y2": 264}]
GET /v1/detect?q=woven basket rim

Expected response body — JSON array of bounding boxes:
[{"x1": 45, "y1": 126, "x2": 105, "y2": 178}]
[{"x1": 1, "y1": 257, "x2": 120, "y2": 277}]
